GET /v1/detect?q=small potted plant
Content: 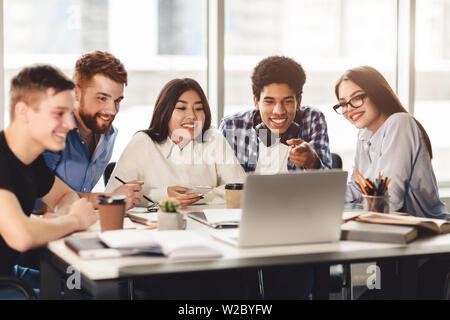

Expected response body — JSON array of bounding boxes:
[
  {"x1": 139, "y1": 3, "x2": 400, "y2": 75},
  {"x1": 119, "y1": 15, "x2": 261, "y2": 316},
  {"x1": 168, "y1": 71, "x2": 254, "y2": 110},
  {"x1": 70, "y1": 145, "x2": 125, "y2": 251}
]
[{"x1": 157, "y1": 197, "x2": 186, "y2": 230}]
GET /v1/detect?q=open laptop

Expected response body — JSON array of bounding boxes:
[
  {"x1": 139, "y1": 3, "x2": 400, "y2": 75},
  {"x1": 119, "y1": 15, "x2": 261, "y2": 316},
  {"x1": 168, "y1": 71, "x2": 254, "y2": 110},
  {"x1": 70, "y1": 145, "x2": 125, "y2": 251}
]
[{"x1": 213, "y1": 170, "x2": 348, "y2": 247}]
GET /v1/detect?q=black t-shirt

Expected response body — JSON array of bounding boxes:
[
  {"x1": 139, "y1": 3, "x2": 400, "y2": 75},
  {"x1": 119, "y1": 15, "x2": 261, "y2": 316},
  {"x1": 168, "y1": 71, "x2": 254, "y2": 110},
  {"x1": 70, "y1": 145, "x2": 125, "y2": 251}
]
[{"x1": 0, "y1": 131, "x2": 55, "y2": 275}]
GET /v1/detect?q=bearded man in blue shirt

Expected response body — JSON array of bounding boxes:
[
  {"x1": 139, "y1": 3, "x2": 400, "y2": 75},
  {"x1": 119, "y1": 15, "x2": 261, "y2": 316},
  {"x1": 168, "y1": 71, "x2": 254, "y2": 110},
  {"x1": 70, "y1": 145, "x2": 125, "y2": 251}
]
[{"x1": 36, "y1": 51, "x2": 143, "y2": 212}]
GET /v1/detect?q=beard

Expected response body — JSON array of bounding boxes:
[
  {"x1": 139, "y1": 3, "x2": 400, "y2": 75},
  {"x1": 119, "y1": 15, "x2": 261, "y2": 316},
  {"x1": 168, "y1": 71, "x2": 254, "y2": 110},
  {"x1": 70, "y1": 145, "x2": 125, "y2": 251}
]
[{"x1": 78, "y1": 105, "x2": 114, "y2": 134}]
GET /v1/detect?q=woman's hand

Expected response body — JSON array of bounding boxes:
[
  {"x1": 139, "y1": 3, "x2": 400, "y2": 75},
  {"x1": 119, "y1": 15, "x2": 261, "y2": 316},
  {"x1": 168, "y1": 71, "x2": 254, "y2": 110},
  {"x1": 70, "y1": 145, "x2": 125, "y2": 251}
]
[
  {"x1": 111, "y1": 180, "x2": 144, "y2": 210},
  {"x1": 167, "y1": 186, "x2": 202, "y2": 207}
]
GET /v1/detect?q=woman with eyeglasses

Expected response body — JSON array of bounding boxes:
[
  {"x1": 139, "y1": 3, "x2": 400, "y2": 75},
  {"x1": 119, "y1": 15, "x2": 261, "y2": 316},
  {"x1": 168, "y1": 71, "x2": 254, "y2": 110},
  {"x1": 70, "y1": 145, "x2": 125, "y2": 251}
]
[{"x1": 334, "y1": 66, "x2": 447, "y2": 219}]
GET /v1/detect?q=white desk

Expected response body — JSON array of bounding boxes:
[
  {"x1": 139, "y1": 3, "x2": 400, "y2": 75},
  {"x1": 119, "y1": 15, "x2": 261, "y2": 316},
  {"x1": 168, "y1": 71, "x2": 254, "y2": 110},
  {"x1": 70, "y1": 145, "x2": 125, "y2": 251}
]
[{"x1": 40, "y1": 206, "x2": 450, "y2": 299}]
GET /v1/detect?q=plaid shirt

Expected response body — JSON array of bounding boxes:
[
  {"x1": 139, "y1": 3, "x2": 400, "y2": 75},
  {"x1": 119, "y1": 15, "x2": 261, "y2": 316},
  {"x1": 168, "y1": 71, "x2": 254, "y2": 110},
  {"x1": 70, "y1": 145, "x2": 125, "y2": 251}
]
[{"x1": 219, "y1": 107, "x2": 331, "y2": 173}]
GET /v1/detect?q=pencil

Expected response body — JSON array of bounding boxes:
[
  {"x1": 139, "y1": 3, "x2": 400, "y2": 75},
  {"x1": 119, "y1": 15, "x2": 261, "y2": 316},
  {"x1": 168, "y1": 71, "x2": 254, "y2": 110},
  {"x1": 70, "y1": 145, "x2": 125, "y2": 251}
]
[
  {"x1": 355, "y1": 175, "x2": 368, "y2": 195},
  {"x1": 354, "y1": 168, "x2": 374, "y2": 189},
  {"x1": 114, "y1": 176, "x2": 156, "y2": 205},
  {"x1": 383, "y1": 177, "x2": 392, "y2": 194}
]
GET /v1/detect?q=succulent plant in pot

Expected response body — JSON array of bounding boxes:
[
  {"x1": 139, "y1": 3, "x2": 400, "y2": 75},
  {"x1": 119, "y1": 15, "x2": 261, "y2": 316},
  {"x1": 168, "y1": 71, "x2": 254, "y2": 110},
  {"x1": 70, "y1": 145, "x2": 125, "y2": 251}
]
[
  {"x1": 159, "y1": 197, "x2": 180, "y2": 213},
  {"x1": 158, "y1": 197, "x2": 185, "y2": 230}
]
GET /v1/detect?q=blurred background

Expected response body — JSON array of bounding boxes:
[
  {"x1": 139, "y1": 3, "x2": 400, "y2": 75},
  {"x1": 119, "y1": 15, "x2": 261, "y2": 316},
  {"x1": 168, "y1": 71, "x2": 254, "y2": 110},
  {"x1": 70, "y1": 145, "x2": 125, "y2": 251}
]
[{"x1": 1, "y1": 0, "x2": 449, "y2": 193}]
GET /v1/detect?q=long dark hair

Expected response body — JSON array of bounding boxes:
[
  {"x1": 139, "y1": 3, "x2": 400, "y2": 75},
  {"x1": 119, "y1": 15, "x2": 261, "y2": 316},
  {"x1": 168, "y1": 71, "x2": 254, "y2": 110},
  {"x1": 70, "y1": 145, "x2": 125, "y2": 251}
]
[
  {"x1": 335, "y1": 66, "x2": 433, "y2": 158},
  {"x1": 141, "y1": 78, "x2": 212, "y2": 143}
]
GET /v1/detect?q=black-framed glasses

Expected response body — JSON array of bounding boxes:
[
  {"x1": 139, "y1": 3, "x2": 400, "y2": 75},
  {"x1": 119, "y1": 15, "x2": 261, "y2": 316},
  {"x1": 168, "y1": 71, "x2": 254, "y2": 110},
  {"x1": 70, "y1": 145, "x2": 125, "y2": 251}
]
[{"x1": 333, "y1": 93, "x2": 367, "y2": 115}]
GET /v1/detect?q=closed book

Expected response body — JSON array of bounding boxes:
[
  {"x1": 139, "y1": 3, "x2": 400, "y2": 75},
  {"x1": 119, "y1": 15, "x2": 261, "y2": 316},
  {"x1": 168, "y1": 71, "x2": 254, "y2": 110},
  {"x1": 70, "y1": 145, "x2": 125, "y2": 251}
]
[
  {"x1": 341, "y1": 221, "x2": 418, "y2": 244},
  {"x1": 65, "y1": 237, "x2": 163, "y2": 259},
  {"x1": 65, "y1": 237, "x2": 123, "y2": 259}
]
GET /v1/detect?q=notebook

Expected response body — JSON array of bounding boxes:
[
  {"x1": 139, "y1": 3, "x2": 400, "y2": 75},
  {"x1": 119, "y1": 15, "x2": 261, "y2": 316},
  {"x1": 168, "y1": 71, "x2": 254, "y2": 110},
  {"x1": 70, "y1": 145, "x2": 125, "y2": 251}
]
[
  {"x1": 188, "y1": 209, "x2": 241, "y2": 228},
  {"x1": 126, "y1": 210, "x2": 158, "y2": 226},
  {"x1": 341, "y1": 220, "x2": 418, "y2": 244},
  {"x1": 213, "y1": 170, "x2": 348, "y2": 247}
]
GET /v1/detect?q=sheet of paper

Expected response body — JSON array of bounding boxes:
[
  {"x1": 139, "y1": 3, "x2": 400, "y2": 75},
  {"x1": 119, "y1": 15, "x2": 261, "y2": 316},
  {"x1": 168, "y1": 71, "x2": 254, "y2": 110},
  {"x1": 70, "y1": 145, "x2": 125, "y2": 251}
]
[{"x1": 203, "y1": 209, "x2": 242, "y2": 223}]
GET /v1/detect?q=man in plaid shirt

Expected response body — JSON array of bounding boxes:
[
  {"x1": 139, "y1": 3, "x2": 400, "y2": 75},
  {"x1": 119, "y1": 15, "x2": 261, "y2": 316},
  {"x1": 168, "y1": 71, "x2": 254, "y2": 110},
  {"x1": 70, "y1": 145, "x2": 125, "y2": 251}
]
[
  {"x1": 219, "y1": 56, "x2": 331, "y2": 173},
  {"x1": 219, "y1": 56, "x2": 331, "y2": 299}
]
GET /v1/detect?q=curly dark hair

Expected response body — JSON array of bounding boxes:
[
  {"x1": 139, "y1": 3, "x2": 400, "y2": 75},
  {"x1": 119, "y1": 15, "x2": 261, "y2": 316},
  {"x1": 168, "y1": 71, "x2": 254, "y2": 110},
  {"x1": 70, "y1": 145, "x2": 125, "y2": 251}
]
[{"x1": 251, "y1": 56, "x2": 306, "y2": 101}]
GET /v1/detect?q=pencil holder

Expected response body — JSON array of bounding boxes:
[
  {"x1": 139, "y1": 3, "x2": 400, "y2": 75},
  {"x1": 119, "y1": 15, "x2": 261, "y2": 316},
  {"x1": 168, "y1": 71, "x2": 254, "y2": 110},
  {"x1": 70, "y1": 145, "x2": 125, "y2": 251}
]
[{"x1": 362, "y1": 194, "x2": 390, "y2": 213}]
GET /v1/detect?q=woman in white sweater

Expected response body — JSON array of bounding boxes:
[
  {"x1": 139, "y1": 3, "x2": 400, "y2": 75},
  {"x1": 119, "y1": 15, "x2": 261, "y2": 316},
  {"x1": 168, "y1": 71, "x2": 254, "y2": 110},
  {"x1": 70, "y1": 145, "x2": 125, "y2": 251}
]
[{"x1": 105, "y1": 78, "x2": 246, "y2": 207}]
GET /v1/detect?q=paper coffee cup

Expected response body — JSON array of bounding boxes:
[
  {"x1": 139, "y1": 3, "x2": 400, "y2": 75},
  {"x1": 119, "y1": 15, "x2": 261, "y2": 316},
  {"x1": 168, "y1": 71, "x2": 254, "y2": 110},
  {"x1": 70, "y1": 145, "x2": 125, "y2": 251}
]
[
  {"x1": 225, "y1": 183, "x2": 244, "y2": 209},
  {"x1": 97, "y1": 195, "x2": 127, "y2": 232}
]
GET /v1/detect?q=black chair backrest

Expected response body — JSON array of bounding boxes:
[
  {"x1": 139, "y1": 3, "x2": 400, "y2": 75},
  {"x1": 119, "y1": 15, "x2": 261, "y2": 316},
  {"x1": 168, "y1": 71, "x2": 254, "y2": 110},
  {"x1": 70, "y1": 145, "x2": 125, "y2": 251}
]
[
  {"x1": 331, "y1": 153, "x2": 343, "y2": 169},
  {"x1": 103, "y1": 162, "x2": 116, "y2": 187}
]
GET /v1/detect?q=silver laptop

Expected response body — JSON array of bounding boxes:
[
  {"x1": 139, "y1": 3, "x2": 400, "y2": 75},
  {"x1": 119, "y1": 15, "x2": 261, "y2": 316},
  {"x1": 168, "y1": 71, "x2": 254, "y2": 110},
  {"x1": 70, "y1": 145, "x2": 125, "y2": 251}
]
[{"x1": 213, "y1": 170, "x2": 348, "y2": 247}]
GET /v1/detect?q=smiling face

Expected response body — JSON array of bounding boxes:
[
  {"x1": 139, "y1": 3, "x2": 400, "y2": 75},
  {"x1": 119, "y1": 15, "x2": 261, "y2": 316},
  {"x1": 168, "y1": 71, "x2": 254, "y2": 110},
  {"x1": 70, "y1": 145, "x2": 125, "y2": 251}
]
[
  {"x1": 254, "y1": 83, "x2": 300, "y2": 134},
  {"x1": 26, "y1": 88, "x2": 75, "y2": 151},
  {"x1": 75, "y1": 74, "x2": 124, "y2": 134},
  {"x1": 168, "y1": 89, "x2": 205, "y2": 143},
  {"x1": 338, "y1": 79, "x2": 387, "y2": 133}
]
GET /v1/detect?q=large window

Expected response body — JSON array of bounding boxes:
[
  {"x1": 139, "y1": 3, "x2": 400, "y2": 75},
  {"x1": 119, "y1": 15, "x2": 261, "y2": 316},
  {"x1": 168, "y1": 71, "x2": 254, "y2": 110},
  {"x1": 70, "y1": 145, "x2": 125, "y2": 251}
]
[
  {"x1": 224, "y1": 0, "x2": 397, "y2": 173},
  {"x1": 2, "y1": 0, "x2": 450, "y2": 187},
  {"x1": 3, "y1": 0, "x2": 207, "y2": 190},
  {"x1": 415, "y1": 0, "x2": 450, "y2": 184}
]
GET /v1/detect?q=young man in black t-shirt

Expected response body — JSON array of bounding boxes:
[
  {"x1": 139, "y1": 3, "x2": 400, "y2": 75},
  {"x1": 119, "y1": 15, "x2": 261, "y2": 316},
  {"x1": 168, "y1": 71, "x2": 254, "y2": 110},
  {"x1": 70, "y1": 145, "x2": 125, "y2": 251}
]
[{"x1": 0, "y1": 65, "x2": 97, "y2": 279}]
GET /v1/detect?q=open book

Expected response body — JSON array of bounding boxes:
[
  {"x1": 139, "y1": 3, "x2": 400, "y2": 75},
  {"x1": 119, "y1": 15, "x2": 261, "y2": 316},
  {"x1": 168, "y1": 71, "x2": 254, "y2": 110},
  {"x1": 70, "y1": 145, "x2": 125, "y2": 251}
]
[
  {"x1": 356, "y1": 212, "x2": 450, "y2": 234},
  {"x1": 98, "y1": 230, "x2": 222, "y2": 259}
]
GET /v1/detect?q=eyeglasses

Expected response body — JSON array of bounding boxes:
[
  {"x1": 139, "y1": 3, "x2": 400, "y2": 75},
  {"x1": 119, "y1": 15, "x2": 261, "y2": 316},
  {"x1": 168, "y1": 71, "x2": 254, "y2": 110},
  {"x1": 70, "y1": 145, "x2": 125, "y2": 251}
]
[{"x1": 333, "y1": 93, "x2": 367, "y2": 115}]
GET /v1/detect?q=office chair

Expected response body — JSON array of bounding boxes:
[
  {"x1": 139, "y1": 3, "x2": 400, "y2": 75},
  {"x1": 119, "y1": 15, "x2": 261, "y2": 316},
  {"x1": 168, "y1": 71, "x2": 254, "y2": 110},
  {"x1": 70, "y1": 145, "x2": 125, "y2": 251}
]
[
  {"x1": 331, "y1": 153, "x2": 343, "y2": 170},
  {"x1": 103, "y1": 162, "x2": 116, "y2": 187},
  {"x1": 0, "y1": 276, "x2": 37, "y2": 300}
]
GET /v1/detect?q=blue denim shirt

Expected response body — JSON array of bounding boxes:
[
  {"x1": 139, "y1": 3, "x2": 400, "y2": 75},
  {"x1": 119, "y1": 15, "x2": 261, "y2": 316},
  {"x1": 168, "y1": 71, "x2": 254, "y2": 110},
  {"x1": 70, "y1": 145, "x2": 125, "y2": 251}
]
[{"x1": 43, "y1": 116, "x2": 117, "y2": 192}]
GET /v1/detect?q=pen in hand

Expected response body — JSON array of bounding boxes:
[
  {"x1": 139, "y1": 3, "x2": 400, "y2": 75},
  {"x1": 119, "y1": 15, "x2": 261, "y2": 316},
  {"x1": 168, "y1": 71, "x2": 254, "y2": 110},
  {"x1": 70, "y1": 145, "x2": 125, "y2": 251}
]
[{"x1": 114, "y1": 176, "x2": 157, "y2": 205}]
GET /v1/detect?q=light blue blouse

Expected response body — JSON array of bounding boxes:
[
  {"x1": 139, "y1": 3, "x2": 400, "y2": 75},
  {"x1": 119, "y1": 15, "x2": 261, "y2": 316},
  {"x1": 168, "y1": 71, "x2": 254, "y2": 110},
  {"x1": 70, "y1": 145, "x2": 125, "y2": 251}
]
[{"x1": 346, "y1": 112, "x2": 448, "y2": 220}]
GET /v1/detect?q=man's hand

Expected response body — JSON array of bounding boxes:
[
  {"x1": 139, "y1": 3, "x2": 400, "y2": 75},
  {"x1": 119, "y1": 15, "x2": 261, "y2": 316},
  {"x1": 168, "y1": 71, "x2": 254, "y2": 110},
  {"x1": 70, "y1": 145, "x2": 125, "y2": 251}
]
[
  {"x1": 167, "y1": 186, "x2": 202, "y2": 207},
  {"x1": 286, "y1": 138, "x2": 320, "y2": 169},
  {"x1": 111, "y1": 180, "x2": 144, "y2": 210},
  {"x1": 69, "y1": 198, "x2": 97, "y2": 231}
]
